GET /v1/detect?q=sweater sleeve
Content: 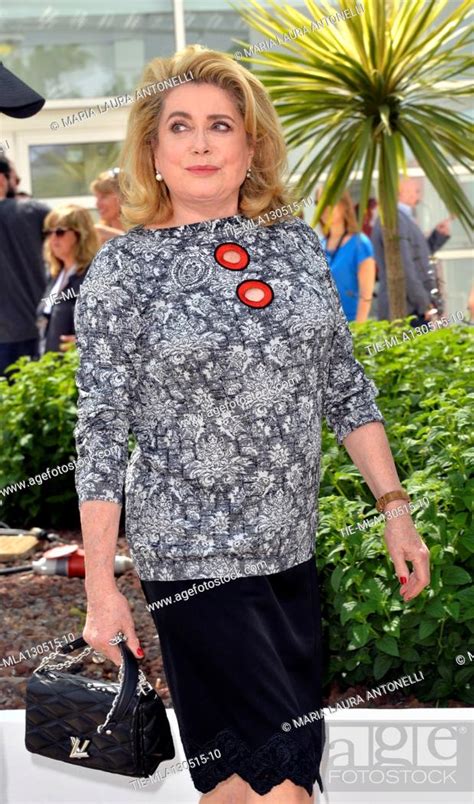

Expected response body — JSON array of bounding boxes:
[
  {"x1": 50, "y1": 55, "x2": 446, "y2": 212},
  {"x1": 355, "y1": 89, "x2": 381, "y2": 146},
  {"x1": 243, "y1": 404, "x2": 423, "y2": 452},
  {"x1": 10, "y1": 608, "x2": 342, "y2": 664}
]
[
  {"x1": 73, "y1": 241, "x2": 141, "y2": 506},
  {"x1": 300, "y1": 222, "x2": 385, "y2": 444}
]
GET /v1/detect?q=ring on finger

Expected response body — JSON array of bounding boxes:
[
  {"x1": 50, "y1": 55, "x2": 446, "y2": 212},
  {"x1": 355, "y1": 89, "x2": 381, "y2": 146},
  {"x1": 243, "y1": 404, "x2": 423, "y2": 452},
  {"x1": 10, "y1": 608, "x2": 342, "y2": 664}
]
[{"x1": 108, "y1": 631, "x2": 127, "y2": 646}]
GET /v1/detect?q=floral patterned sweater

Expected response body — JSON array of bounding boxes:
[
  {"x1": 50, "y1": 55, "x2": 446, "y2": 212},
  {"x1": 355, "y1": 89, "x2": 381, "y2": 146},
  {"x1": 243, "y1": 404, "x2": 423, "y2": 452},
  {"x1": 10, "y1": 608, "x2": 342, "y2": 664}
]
[{"x1": 74, "y1": 213, "x2": 384, "y2": 581}]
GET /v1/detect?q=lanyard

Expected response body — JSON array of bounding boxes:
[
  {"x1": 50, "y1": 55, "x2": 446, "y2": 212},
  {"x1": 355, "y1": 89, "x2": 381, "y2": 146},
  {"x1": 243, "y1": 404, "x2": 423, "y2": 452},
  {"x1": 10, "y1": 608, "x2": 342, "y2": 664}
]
[{"x1": 324, "y1": 229, "x2": 348, "y2": 267}]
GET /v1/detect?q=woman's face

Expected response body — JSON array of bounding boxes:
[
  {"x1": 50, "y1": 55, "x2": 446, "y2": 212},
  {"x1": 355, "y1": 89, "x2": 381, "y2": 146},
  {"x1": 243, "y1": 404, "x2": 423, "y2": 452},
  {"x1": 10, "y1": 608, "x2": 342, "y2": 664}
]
[
  {"x1": 48, "y1": 225, "x2": 78, "y2": 263},
  {"x1": 95, "y1": 191, "x2": 121, "y2": 225},
  {"x1": 320, "y1": 199, "x2": 345, "y2": 228},
  {"x1": 152, "y1": 82, "x2": 254, "y2": 212}
]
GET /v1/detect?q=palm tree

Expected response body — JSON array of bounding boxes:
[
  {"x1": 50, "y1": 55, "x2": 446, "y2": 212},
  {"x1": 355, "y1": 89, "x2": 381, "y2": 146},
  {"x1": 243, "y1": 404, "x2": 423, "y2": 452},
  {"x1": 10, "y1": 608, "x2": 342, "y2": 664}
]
[{"x1": 231, "y1": 0, "x2": 473, "y2": 319}]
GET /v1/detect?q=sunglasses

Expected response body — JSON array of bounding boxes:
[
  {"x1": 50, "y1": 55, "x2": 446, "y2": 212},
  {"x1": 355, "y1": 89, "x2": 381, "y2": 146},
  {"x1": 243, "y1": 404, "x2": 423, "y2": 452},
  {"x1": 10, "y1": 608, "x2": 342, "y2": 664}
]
[{"x1": 43, "y1": 227, "x2": 75, "y2": 237}]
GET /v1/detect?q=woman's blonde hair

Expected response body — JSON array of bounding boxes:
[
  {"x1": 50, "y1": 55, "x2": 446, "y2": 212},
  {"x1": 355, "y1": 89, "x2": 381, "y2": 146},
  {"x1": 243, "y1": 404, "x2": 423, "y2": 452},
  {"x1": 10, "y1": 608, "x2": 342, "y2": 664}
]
[
  {"x1": 119, "y1": 44, "x2": 297, "y2": 228},
  {"x1": 90, "y1": 169, "x2": 121, "y2": 197},
  {"x1": 318, "y1": 188, "x2": 360, "y2": 236},
  {"x1": 43, "y1": 205, "x2": 100, "y2": 278}
]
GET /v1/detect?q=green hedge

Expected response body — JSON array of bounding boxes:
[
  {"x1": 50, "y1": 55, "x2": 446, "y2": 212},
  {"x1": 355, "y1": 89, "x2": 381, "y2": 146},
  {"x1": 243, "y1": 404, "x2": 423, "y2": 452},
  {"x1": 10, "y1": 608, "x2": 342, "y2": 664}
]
[
  {"x1": 318, "y1": 319, "x2": 474, "y2": 705},
  {"x1": 0, "y1": 320, "x2": 472, "y2": 704},
  {"x1": 0, "y1": 350, "x2": 80, "y2": 529}
]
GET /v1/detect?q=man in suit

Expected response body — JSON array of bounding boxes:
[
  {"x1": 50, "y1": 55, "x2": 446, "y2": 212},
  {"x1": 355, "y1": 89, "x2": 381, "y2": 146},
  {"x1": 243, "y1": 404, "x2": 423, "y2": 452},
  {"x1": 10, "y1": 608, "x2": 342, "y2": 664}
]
[
  {"x1": 371, "y1": 177, "x2": 451, "y2": 324},
  {"x1": 0, "y1": 63, "x2": 49, "y2": 375},
  {"x1": 0, "y1": 156, "x2": 51, "y2": 375}
]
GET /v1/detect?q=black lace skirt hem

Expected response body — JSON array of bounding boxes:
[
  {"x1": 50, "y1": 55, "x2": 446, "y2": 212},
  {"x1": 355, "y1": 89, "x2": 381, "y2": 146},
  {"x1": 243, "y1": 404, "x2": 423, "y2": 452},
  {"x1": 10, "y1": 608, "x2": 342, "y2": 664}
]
[{"x1": 182, "y1": 725, "x2": 325, "y2": 797}]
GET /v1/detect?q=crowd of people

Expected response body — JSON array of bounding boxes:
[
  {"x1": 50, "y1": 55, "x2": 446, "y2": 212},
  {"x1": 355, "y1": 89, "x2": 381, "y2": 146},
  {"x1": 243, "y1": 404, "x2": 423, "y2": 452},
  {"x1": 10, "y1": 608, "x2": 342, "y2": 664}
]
[
  {"x1": 0, "y1": 152, "x2": 463, "y2": 377},
  {"x1": 0, "y1": 158, "x2": 124, "y2": 375},
  {"x1": 319, "y1": 179, "x2": 454, "y2": 324}
]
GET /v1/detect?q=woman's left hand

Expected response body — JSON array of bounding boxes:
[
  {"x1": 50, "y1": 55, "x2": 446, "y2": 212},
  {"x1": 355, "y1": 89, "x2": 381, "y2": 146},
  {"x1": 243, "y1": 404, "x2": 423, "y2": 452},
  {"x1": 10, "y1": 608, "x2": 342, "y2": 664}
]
[{"x1": 383, "y1": 508, "x2": 430, "y2": 602}]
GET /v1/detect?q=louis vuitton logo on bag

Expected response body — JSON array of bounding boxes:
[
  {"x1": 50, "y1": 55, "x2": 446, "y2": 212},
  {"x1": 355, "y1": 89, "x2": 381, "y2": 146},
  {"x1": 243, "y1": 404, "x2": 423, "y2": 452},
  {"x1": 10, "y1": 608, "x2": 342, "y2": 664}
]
[{"x1": 69, "y1": 736, "x2": 91, "y2": 759}]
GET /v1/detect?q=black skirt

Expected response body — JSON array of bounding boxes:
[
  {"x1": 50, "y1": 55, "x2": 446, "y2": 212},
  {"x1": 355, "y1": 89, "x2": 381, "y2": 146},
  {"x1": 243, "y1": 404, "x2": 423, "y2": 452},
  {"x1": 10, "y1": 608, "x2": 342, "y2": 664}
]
[{"x1": 140, "y1": 556, "x2": 326, "y2": 797}]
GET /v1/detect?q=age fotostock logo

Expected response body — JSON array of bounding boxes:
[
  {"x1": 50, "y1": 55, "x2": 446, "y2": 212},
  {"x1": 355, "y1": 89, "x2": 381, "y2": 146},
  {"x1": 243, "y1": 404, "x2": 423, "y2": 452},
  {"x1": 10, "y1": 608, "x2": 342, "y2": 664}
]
[{"x1": 327, "y1": 720, "x2": 472, "y2": 791}]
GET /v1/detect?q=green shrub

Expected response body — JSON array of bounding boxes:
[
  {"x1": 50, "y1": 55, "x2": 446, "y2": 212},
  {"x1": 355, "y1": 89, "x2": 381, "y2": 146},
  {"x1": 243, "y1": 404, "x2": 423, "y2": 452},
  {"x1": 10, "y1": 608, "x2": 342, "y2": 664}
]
[
  {"x1": 317, "y1": 319, "x2": 474, "y2": 706},
  {"x1": 0, "y1": 350, "x2": 80, "y2": 529}
]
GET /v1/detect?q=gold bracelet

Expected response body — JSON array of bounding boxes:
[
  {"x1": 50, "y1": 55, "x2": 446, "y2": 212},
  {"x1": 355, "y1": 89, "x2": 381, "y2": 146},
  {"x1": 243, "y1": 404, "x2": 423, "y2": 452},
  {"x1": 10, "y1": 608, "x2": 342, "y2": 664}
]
[{"x1": 375, "y1": 489, "x2": 410, "y2": 513}]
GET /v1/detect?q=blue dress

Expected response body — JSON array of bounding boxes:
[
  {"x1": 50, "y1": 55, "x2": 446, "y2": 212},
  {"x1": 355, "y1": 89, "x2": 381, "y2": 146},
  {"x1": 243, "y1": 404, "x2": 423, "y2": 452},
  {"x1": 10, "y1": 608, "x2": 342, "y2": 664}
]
[{"x1": 321, "y1": 232, "x2": 374, "y2": 321}]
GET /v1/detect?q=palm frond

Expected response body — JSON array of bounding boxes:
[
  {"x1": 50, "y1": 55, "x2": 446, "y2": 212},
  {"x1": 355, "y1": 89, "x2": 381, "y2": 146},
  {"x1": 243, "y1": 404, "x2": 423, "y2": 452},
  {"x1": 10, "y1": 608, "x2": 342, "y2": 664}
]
[{"x1": 230, "y1": 0, "x2": 473, "y2": 234}]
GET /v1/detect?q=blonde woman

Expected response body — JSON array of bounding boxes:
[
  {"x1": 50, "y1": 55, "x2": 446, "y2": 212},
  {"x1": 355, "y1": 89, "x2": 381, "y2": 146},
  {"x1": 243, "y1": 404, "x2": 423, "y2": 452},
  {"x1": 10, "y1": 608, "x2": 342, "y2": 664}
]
[
  {"x1": 318, "y1": 188, "x2": 376, "y2": 322},
  {"x1": 90, "y1": 167, "x2": 125, "y2": 244},
  {"x1": 74, "y1": 45, "x2": 430, "y2": 804},
  {"x1": 38, "y1": 205, "x2": 99, "y2": 353}
]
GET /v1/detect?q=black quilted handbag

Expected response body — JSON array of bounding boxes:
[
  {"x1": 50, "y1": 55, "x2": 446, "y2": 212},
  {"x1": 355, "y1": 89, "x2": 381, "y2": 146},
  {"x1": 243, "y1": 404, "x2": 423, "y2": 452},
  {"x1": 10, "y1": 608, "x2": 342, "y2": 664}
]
[{"x1": 25, "y1": 634, "x2": 175, "y2": 777}]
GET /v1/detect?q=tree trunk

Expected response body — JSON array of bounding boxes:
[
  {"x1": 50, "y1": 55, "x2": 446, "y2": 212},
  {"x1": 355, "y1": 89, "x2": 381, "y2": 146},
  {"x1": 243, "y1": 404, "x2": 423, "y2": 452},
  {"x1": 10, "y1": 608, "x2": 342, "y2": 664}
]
[{"x1": 380, "y1": 209, "x2": 408, "y2": 320}]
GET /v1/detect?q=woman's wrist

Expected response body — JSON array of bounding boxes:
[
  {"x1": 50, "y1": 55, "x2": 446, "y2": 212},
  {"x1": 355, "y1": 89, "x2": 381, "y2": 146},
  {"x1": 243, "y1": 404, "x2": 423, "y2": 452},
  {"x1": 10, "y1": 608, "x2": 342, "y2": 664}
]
[
  {"x1": 85, "y1": 577, "x2": 118, "y2": 601},
  {"x1": 375, "y1": 488, "x2": 410, "y2": 513},
  {"x1": 383, "y1": 499, "x2": 414, "y2": 522}
]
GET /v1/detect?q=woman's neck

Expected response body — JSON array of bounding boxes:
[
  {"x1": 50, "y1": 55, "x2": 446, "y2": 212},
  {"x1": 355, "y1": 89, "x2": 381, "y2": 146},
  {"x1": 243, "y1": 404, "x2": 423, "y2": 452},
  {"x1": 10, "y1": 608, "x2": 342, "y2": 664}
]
[
  {"x1": 61, "y1": 257, "x2": 76, "y2": 270},
  {"x1": 104, "y1": 216, "x2": 123, "y2": 230}
]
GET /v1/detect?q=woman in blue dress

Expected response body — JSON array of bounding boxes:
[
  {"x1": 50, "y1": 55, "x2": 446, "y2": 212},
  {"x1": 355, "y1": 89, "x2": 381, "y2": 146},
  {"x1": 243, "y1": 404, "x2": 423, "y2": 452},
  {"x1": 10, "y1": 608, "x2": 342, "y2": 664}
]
[{"x1": 318, "y1": 189, "x2": 376, "y2": 322}]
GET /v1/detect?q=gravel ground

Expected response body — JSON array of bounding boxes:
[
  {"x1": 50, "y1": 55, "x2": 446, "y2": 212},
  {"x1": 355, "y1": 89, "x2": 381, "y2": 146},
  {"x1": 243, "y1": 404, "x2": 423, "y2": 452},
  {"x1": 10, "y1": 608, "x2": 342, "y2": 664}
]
[
  {"x1": 0, "y1": 529, "x2": 463, "y2": 711},
  {"x1": 0, "y1": 528, "x2": 170, "y2": 709}
]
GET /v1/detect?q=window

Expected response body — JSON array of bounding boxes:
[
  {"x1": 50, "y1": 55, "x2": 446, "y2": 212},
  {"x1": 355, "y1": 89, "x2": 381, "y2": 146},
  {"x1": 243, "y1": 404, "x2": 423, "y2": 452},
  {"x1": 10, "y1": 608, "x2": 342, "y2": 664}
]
[
  {"x1": 29, "y1": 141, "x2": 122, "y2": 197},
  {"x1": 1, "y1": 2, "x2": 174, "y2": 100}
]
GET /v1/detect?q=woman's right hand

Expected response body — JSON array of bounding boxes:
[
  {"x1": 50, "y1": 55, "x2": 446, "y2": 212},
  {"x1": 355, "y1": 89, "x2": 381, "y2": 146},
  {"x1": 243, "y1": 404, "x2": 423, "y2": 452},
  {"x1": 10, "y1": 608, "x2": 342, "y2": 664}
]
[{"x1": 83, "y1": 587, "x2": 144, "y2": 666}]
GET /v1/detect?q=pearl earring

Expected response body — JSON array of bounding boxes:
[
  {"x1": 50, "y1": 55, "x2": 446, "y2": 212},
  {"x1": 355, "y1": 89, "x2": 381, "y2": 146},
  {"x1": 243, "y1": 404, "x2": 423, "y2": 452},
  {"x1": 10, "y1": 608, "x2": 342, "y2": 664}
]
[
  {"x1": 155, "y1": 171, "x2": 163, "y2": 181},
  {"x1": 246, "y1": 167, "x2": 252, "y2": 178}
]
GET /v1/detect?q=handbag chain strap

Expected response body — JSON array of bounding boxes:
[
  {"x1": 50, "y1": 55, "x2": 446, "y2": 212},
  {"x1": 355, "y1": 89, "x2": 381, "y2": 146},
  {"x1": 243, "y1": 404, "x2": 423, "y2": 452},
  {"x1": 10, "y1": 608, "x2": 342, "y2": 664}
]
[
  {"x1": 33, "y1": 643, "x2": 94, "y2": 673},
  {"x1": 33, "y1": 640, "x2": 154, "y2": 735},
  {"x1": 97, "y1": 663, "x2": 125, "y2": 734}
]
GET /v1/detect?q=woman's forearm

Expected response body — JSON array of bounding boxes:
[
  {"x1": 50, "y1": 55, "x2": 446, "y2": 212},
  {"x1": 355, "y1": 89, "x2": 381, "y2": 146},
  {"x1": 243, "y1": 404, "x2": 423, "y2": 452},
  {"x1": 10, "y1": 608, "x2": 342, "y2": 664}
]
[
  {"x1": 355, "y1": 297, "x2": 372, "y2": 322},
  {"x1": 80, "y1": 500, "x2": 122, "y2": 600},
  {"x1": 356, "y1": 257, "x2": 375, "y2": 322},
  {"x1": 342, "y1": 421, "x2": 403, "y2": 500}
]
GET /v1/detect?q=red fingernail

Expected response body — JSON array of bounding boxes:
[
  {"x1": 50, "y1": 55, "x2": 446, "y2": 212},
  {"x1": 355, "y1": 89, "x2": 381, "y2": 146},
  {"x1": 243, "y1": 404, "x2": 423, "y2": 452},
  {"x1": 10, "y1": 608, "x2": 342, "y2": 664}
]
[
  {"x1": 137, "y1": 647, "x2": 144, "y2": 657},
  {"x1": 399, "y1": 576, "x2": 407, "y2": 585}
]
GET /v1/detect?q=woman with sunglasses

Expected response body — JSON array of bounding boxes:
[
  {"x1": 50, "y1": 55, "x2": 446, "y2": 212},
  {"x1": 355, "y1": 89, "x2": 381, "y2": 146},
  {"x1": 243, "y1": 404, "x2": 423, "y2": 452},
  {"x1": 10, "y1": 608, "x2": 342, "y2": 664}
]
[
  {"x1": 37, "y1": 205, "x2": 99, "y2": 354},
  {"x1": 90, "y1": 167, "x2": 125, "y2": 245}
]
